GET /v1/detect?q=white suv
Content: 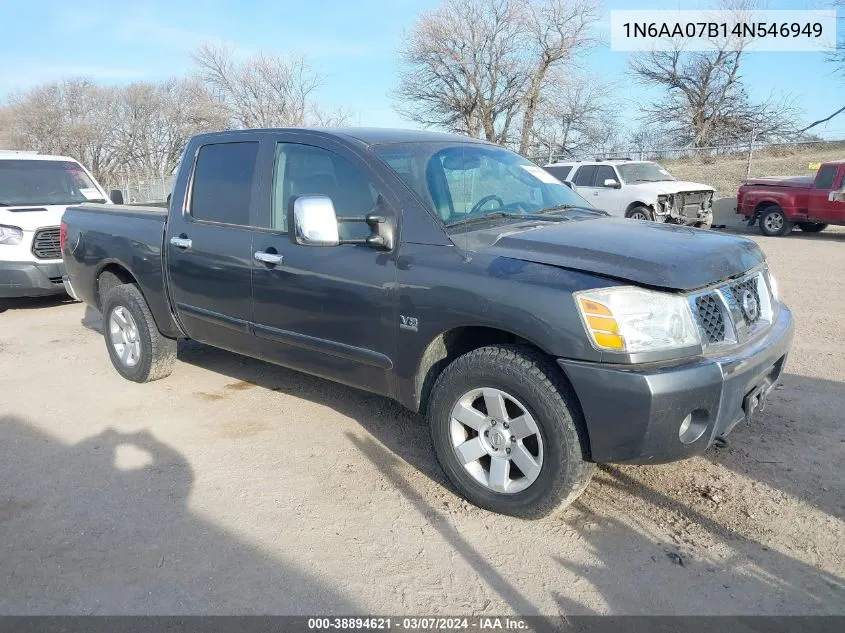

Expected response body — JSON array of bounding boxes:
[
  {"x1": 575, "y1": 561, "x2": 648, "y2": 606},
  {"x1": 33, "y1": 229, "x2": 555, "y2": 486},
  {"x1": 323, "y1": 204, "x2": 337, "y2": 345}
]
[
  {"x1": 543, "y1": 160, "x2": 715, "y2": 229},
  {"x1": 1, "y1": 151, "x2": 110, "y2": 308}
]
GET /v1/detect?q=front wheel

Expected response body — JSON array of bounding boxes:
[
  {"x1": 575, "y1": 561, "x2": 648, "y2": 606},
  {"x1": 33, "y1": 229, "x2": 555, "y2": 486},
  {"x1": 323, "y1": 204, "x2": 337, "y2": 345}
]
[
  {"x1": 427, "y1": 345, "x2": 594, "y2": 518},
  {"x1": 759, "y1": 206, "x2": 793, "y2": 237},
  {"x1": 797, "y1": 222, "x2": 828, "y2": 233},
  {"x1": 626, "y1": 206, "x2": 654, "y2": 221},
  {"x1": 102, "y1": 283, "x2": 176, "y2": 382}
]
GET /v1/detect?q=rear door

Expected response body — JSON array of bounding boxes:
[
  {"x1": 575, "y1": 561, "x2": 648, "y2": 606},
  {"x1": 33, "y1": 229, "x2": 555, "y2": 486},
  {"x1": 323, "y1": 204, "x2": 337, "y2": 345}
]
[
  {"x1": 165, "y1": 134, "x2": 264, "y2": 354},
  {"x1": 570, "y1": 164, "x2": 597, "y2": 198},
  {"x1": 808, "y1": 164, "x2": 845, "y2": 223},
  {"x1": 250, "y1": 132, "x2": 399, "y2": 396}
]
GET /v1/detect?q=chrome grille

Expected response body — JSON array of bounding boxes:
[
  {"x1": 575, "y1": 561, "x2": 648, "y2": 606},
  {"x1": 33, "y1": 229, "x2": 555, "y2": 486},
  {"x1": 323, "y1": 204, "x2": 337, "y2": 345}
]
[
  {"x1": 689, "y1": 270, "x2": 774, "y2": 349},
  {"x1": 31, "y1": 227, "x2": 61, "y2": 260},
  {"x1": 695, "y1": 294, "x2": 726, "y2": 343},
  {"x1": 729, "y1": 278, "x2": 762, "y2": 326}
]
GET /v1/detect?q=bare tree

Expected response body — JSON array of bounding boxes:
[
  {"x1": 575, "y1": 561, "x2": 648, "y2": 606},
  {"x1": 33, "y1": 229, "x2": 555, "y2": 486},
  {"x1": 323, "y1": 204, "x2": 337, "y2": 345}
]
[
  {"x1": 394, "y1": 0, "x2": 528, "y2": 144},
  {"x1": 115, "y1": 79, "x2": 225, "y2": 176},
  {"x1": 802, "y1": 0, "x2": 845, "y2": 133},
  {"x1": 191, "y1": 43, "x2": 342, "y2": 129},
  {"x1": 395, "y1": 0, "x2": 599, "y2": 150},
  {"x1": 529, "y1": 71, "x2": 618, "y2": 160},
  {"x1": 517, "y1": 0, "x2": 600, "y2": 154},
  {"x1": 5, "y1": 79, "x2": 124, "y2": 182}
]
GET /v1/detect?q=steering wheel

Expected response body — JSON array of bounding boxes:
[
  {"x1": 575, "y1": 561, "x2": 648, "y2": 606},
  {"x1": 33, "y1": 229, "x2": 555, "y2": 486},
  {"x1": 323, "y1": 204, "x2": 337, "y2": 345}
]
[{"x1": 469, "y1": 194, "x2": 505, "y2": 215}]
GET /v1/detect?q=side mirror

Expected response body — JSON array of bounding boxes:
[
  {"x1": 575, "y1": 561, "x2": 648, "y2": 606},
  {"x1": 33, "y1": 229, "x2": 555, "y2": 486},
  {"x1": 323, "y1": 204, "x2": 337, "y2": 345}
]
[
  {"x1": 109, "y1": 189, "x2": 124, "y2": 205},
  {"x1": 829, "y1": 189, "x2": 845, "y2": 202},
  {"x1": 289, "y1": 195, "x2": 340, "y2": 247},
  {"x1": 603, "y1": 179, "x2": 621, "y2": 189}
]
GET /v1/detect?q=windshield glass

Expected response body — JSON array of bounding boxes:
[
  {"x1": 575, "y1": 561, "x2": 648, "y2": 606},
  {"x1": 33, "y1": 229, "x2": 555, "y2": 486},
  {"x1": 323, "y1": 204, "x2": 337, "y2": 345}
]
[
  {"x1": 617, "y1": 161, "x2": 675, "y2": 184},
  {"x1": 373, "y1": 142, "x2": 592, "y2": 227},
  {"x1": 0, "y1": 159, "x2": 103, "y2": 206}
]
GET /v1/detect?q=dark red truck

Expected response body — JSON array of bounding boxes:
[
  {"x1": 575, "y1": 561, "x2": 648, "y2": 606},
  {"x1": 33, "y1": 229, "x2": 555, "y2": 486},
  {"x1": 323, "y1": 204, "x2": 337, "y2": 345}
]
[{"x1": 737, "y1": 161, "x2": 845, "y2": 236}]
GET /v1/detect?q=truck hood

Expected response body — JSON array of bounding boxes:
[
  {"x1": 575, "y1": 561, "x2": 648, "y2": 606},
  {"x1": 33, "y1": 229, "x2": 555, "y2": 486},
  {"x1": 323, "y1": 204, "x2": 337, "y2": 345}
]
[
  {"x1": 742, "y1": 176, "x2": 813, "y2": 188},
  {"x1": 469, "y1": 216, "x2": 764, "y2": 291},
  {"x1": 626, "y1": 180, "x2": 715, "y2": 195},
  {"x1": 0, "y1": 204, "x2": 72, "y2": 231}
]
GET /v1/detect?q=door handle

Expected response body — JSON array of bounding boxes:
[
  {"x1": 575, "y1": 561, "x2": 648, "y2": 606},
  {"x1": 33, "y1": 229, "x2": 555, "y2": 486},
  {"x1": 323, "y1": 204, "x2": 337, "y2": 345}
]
[
  {"x1": 170, "y1": 236, "x2": 192, "y2": 249},
  {"x1": 254, "y1": 251, "x2": 283, "y2": 265}
]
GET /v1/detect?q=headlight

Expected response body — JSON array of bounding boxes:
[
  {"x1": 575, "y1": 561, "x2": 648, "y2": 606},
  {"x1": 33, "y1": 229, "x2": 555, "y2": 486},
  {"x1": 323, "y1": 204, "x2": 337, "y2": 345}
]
[
  {"x1": 575, "y1": 287, "x2": 700, "y2": 354},
  {"x1": 767, "y1": 271, "x2": 779, "y2": 301},
  {"x1": 0, "y1": 224, "x2": 23, "y2": 245}
]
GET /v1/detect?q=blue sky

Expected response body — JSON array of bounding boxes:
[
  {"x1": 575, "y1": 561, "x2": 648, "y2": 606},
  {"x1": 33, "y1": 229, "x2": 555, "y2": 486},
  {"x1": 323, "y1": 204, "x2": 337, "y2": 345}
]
[{"x1": 1, "y1": 0, "x2": 842, "y2": 139}]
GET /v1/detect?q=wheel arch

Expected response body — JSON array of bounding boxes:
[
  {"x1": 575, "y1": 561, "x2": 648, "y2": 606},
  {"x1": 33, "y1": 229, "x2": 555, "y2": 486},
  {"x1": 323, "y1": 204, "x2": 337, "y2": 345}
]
[
  {"x1": 413, "y1": 326, "x2": 588, "y2": 451},
  {"x1": 625, "y1": 201, "x2": 655, "y2": 216},
  {"x1": 94, "y1": 260, "x2": 141, "y2": 311}
]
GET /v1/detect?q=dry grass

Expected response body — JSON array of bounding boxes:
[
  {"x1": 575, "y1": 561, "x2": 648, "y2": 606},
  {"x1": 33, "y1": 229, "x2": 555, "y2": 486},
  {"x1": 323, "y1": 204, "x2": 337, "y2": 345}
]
[{"x1": 662, "y1": 142, "x2": 845, "y2": 197}]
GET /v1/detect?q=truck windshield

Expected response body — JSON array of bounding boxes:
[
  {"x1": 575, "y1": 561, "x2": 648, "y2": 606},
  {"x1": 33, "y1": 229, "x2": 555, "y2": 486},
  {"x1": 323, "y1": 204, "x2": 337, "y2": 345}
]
[
  {"x1": 374, "y1": 142, "x2": 592, "y2": 227},
  {"x1": 617, "y1": 162, "x2": 676, "y2": 184},
  {"x1": 0, "y1": 159, "x2": 105, "y2": 206}
]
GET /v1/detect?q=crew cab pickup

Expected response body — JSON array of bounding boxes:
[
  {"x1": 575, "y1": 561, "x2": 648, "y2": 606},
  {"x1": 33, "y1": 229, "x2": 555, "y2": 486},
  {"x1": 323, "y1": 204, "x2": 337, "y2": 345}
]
[
  {"x1": 0, "y1": 151, "x2": 110, "y2": 309},
  {"x1": 737, "y1": 161, "x2": 845, "y2": 236},
  {"x1": 63, "y1": 129, "x2": 793, "y2": 517}
]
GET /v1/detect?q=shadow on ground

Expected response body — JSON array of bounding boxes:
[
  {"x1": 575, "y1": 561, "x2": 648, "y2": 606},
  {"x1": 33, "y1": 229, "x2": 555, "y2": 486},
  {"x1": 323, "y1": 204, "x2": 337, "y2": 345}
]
[
  {"x1": 0, "y1": 415, "x2": 357, "y2": 614},
  {"x1": 174, "y1": 344, "x2": 845, "y2": 614}
]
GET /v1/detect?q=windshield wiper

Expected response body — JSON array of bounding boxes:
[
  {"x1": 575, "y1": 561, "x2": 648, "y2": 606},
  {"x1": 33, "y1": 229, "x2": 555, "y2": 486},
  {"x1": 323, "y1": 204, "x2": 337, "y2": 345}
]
[
  {"x1": 446, "y1": 212, "x2": 527, "y2": 227},
  {"x1": 0, "y1": 201, "x2": 12, "y2": 206},
  {"x1": 536, "y1": 204, "x2": 581, "y2": 214}
]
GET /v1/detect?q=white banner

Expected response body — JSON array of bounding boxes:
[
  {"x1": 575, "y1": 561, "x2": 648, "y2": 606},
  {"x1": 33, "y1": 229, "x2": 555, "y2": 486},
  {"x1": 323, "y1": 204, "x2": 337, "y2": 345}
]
[{"x1": 610, "y1": 9, "x2": 837, "y2": 52}]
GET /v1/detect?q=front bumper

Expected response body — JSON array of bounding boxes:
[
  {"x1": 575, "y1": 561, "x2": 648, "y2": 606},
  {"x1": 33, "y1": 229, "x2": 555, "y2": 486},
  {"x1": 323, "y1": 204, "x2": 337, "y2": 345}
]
[
  {"x1": 0, "y1": 260, "x2": 67, "y2": 298},
  {"x1": 558, "y1": 304, "x2": 794, "y2": 464}
]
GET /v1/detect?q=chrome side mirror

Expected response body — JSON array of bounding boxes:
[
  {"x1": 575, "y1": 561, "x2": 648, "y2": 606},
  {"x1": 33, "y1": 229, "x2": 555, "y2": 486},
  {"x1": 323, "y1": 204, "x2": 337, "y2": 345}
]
[
  {"x1": 603, "y1": 179, "x2": 621, "y2": 189},
  {"x1": 829, "y1": 189, "x2": 845, "y2": 202},
  {"x1": 290, "y1": 195, "x2": 340, "y2": 247}
]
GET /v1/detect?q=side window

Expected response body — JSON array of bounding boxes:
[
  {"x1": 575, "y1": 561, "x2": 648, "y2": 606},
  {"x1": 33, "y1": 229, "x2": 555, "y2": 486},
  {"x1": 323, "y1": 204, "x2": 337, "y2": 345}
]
[
  {"x1": 815, "y1": 165, "x2": 836, "y2": 190},
  {"x1": 594, "y1": 166, "x2": 617, "y2": 187},
  {"x1": 573, "y1": 165, "x2": 597, "y2": 187},
  {"x1": 273, "y1": 143, "x2": 379, "y2": 239},
  {"x1": 190, "y1": 142, "x2": 259, "y2": 225},
  {"x1": 543, "y1": 165, "x2": 571, "y2": 181}
]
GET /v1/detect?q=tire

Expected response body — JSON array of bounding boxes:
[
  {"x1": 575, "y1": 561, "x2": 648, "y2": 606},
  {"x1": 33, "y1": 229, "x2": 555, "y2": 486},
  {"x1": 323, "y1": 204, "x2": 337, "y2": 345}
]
[
  {"x1": 759, "y1": 206, "x2": 793, "y2": 237},
  {"x1": 102, "y1": 283, "x2": 176, "y2": 382},
  {"x1": 797, "y1": 222, "x2": 828, "y2": 233},
  {"x1": 427, "y1": 345, "x2": 594, "y2": 518},
  {"x1": 626, "y1": 206, "x2": 654, "y2": 221}
]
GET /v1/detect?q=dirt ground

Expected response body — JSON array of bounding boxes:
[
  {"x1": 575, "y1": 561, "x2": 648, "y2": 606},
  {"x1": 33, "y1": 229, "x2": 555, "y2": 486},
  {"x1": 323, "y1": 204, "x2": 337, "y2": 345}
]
[{"x1": 1, "y1": 225, "x2": 844, "y2": 616}]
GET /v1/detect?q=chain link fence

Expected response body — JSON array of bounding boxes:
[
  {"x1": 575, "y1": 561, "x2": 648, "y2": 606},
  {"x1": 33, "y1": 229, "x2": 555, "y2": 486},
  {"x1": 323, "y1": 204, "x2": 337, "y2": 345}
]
[
  {"x1": 535, "y1": 137, "x2": 845, "y2": 198},
  {"x1": 105, "y1": 174, "x2": 175, "y2": 205}
]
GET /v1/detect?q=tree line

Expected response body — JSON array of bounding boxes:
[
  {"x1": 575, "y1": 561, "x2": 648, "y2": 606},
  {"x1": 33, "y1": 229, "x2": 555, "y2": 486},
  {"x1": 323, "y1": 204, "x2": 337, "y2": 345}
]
[
  {"x1": 2, "y1": 0, "x2": 842, "y2": 184},
  {"x1": 0, "y1": 44, "x2": 350, "y2": 184}
]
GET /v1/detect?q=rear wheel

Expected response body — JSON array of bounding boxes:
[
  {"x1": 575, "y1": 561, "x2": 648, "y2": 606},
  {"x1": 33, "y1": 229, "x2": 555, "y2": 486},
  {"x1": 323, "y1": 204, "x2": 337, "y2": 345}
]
[
  {"x1": 427, "y1": 345, "x2": 594, "y2": 518},
  {"x1": 759, "y1": 206, "x2": 793, "y2": 237},
  {"x1": 626, "y1": 206, "x2": 654, "y2": 221},
  {"x1": 102, "y1": 283, "x2": 176, "y2": 382},
  {"x1": 797, "y1": 222, "x2": 828, "y2": 233}
]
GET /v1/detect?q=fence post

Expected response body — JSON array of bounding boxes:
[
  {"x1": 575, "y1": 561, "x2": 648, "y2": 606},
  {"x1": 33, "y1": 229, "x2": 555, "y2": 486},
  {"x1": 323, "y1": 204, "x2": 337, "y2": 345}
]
[{"x1": 745, "y1": 126, "x2": 756, "y2": 180}]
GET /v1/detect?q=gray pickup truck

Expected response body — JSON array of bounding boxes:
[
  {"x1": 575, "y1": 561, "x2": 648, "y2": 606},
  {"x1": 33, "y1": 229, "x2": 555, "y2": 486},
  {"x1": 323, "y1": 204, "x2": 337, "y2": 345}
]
[{"x1": 62, "y1": 128, "x2": 794, "y2": 517}]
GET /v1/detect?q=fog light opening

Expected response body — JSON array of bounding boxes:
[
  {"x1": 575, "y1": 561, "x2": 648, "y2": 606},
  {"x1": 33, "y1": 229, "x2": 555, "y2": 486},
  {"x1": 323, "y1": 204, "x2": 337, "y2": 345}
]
[{"x1": 679, "y1": 409, "x2": 708, "y2": 444}]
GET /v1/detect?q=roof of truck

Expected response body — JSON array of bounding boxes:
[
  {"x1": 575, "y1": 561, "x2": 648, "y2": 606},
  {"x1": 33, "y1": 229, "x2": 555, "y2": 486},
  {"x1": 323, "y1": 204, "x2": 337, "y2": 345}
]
[
  {"x1": 0, "y1": 151, "x2": 80, "y2": 162},
  {"x1": 192, "y1": 127, "x2": 493, "y2": 147}
]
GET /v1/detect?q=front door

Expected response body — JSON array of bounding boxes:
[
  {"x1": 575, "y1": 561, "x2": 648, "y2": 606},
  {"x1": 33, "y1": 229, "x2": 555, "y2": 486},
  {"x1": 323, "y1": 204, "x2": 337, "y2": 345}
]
[
  {"x1": 165, "y1": 135, "x2": 264, "y2": 355},
  {"x1": 808, "y1": 165, "x2": 845, "y2": 223},
  {"x1": 251, "y1": 134, "x2": 398, "y2": 395}
]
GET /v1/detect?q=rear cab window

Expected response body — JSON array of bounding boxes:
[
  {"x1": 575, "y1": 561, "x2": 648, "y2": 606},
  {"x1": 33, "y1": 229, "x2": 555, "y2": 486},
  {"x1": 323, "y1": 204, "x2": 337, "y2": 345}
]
[
  {"x1": 815, "y1": 165, "x2": 837, "y2": 190},
  {"x1": 542, "y1": 165, "x2": 572, "y2": 181},
  {"x1": 189, "y1": 142, "x2": 259, "y2": 225},
  {"x1": 573, "y1": 165, "x2": 597, "y2": 187}
]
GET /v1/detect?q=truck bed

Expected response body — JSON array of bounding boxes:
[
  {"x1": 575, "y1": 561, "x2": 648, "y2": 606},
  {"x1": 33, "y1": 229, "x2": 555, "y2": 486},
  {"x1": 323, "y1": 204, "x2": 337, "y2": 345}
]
[
  {"x1": 62, "y1": 201, "x2": 179, "y2": 338},
  {"x1": 68, "y1": 203, "x2": 168, "y2": 221},
  {"x1": 742, "y1": 176, "x2": 814, "y2": 188}
]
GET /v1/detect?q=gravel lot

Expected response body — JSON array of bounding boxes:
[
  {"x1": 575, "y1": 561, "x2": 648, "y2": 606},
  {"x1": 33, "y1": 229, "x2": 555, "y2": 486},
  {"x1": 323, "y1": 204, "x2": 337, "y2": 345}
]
[{"x1": 1, "y1": 224, "x2": 844, "y2": 616}]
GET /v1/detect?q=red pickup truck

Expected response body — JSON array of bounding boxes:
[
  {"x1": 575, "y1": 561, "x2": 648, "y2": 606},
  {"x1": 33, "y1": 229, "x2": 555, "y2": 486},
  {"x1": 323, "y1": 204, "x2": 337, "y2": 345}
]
[{"x1": 737, "y1": 161, "x2": 845, "y2": 236}]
